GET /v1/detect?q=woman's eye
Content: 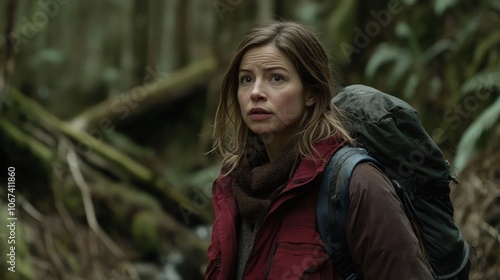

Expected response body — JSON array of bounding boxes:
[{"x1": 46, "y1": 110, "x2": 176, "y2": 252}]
[
  {"x1": 240, "y1": 76, "x2": 252, "y2": 84},
  {"x1": 271, "y1": 75, "x2": 284, "y2": 82}
]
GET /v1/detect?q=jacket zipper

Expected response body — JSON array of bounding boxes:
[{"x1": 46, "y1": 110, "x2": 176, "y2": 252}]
[
  {"x1": 242, "y1": 180, "x2": 311, "y2": 278},
  {"x1": 216, "y1": 258, "x2": 221, "y2": 268},
  {"x1": 265, "y1": 243, "x2": 278, "y2": 279},
  {"x1": 241, "y1": 215, "x2": 271, "y2": 278},
  {"x1": 241, "y1": 202, "x2": 279, "y2": 279}
]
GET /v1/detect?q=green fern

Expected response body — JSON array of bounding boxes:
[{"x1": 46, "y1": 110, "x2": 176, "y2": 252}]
[
  {"x1": 365, "y1": 25, "x2": 453, "y2": 95},
  {"x1": 460, "y1": 67, "x2": 500, "y2": 96},
  {"x1": 454, "y1": 15, "x2": 482, "y2": 49},
  {"x1": 422, "y1": 39, "x2": 455, "y2": 64},
  {"x1": 467, "y1": 31, "x2": 500, "y2": 76},
  {"x1": 395, "y1": 21, "x2": 421, "y2": 57},
  {"x1": 454, "y1": 96, "x2": 500, "y2": 172},
  {"x1": 454, "y1": 68, "x2": 500, "y2": 172},
  {"x1": 365, "y1": 43, "x2": 402, "y2": 80},
  {"x1": 387, "y1": 52, "x2": 412, "y2": 89},
  {"x1": 403, "y1": 73, "x2": 420, "y2": 99}
]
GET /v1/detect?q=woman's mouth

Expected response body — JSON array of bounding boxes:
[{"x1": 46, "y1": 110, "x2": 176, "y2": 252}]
[{"x1": 248, "y1": 107, "x2": 272, "y2": 120}]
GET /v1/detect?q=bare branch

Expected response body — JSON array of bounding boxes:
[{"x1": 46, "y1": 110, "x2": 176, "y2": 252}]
[{"x1": 66, "y1": 145, "x2": 125, "y2": 259}]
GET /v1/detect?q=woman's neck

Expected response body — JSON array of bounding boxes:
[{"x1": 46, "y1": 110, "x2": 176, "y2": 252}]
[{"x1": 262, "y1": 134, "x2": 292, "y2": 162}]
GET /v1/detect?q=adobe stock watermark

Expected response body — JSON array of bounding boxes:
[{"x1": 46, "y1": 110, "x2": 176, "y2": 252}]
[
  {"x1": 212, "y1": 0, "x2": 245, "y2": 21},
  {"x1": 340, "y1": 0, "x2": 404, "y2": 63},
  {"x1": 8, "y1": 0, "x2": 72, "y2": 53},
  {"x1": 52, "y1": 64, "x2": 169, "y2": 182}
]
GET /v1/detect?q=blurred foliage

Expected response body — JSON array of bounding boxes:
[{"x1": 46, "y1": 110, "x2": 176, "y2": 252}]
[
  {"x1": 363, "y1": 0, "x2": 500, "y2": 172},
  {"x1": 1, "y1": 0, "x2": 499, "y2": 279}
]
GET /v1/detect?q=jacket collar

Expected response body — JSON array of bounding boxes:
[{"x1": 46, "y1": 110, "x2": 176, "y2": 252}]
[
  {"x1": 213, "y1": 137, "x2": 345, "y2": 211},
  {"x1": 286, "y1": 137, "x2": 345, "y2": 190},
  {"x1": 265, "y1": 137, "x2": 345, "y2": 213}
]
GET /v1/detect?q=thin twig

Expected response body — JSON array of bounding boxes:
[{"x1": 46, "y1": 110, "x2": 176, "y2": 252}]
[
  {"x1": 66, "y1": 146, "x2": 125, "y2": 258},
  {"x1": 53, "y1": 139, "x2": 91, "y2": 271},
  {"x1": 52, "y1": 139, "x2": 78, "y2": 232},
  {"x1": 18, "y1": 194, "x2": 45, "y2": 222},
  {"x1": 18, "y1": 193, "x2": 66, "y2": 278}
]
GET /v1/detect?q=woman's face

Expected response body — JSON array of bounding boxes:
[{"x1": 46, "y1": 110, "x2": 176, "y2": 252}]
[{"x1": 237, "y1": 44, "x2": 315, "y2": 144}]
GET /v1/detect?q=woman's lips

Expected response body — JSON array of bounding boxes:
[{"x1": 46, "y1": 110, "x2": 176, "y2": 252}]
[{"x1": 248, "y1": 107, "x2": 271, "y2": 120}]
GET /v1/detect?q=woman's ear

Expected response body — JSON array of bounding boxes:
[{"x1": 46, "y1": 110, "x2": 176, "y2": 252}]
[{"x1": 305, "y1": 90, "x2": 316, "y2": 107}]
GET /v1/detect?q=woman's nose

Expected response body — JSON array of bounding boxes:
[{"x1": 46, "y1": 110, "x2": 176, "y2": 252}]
[{"x1": 250, "y1": 79, "x2": 266, "y2": 101}]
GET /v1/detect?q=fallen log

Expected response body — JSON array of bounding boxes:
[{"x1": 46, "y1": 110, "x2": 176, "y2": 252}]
[
  {"x1": 0, "y1": 117, "x2": 54, "y2": 164},
  {"x1": 69, "y1": 57, "x2": 218, "y2": 131},
  {"x1": 5, "y1": 87, "x2": 213, "y2": 223}
]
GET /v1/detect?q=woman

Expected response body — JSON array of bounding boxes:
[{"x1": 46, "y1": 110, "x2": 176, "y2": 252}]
[{"x1": 205, "y1": 21, "x2": 433, "y2": 280}]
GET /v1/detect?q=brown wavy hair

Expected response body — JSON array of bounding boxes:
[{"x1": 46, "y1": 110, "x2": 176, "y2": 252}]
[{"x1": 213, "y1": 21, "x2": 354, "y2": 173}]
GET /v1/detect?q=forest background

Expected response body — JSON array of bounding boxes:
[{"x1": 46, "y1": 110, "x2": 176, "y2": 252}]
[{"x1": 0, "y1": 0, "x2": 499, "y2": 279}]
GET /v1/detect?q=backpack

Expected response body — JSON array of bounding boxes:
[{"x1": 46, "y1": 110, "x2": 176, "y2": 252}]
[{"x1": 316, "y1": 84, "x2": 470, "y2": 280}]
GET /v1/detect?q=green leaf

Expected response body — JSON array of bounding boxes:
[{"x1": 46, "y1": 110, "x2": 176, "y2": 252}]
[
  {"x1": 460, "y1": 68, "x2": 500, "y2": 95},
  {"x1": 422, "y1": 39, "x2": 455, "y2": 64},
  {"x1": 328, "y1": 0, "x2": 359, "y2": 65},
  {"x1": 387, "y1": 51, "x2": 412, "y2": 89},
  {"x1": 434, "y1": 0, "x2": 458, "y2": 15},
  {"x1": 454, "y1": 15, "x2": 481, "y2": 49},
  {"x1": 403, "y1": 73, "x2": 420, "y2": 99},
  {"x1": 468, "y1": 31, "x2": 500, "y2": 76},
  {"x1": 429, "y1": 76, "x2": 443, "y2": 99},
  {"x1": 454, "y1": 96, "x2": 500, "y2": 172},
  {"x1": 395, "y1": 21, "x2": 421, "y2": 57},
  {"x1": 365, "y1": 44, "x2": 401, "y2": 80}
]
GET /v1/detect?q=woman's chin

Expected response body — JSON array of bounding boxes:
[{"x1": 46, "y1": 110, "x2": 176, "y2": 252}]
[
  {"x1": 250, "y1": 128, "x2": 274, "y2": 136},
  {"x1": 245, "y1": 123, "x2": 266, "y2": 133}
]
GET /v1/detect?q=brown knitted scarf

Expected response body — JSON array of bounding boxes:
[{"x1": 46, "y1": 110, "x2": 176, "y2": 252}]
[{"x1": 232, "y1": 151, "x2": 297, "y2": 223}]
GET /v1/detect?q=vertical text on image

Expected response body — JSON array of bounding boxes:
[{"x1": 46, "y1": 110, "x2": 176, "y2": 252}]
[{"x1": 6, "y1": 167, "x2": 17, "y2": 273}]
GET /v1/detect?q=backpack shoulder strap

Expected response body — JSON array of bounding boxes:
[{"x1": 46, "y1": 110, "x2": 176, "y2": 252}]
[{"x1": 317, "y1": 146, "x2": 381, "y2": 280}]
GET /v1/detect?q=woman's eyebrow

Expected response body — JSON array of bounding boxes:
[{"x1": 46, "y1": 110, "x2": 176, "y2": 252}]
[
  {"x1": 262, "y1": 66, "x2": 288, "y2": 72},
  {"x1": 239, "y1": 65, "x2": 289, "y2": 72}
]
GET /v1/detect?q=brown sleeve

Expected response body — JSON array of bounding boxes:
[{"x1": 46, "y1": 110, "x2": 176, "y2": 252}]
[{"x1": 346, "y1": 162, "x2": 434, "y2": 280}]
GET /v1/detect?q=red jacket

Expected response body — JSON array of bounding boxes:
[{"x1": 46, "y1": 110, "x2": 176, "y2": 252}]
[{"x1": 205, "y1": 138, "x2": 433, "y2": 280}]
